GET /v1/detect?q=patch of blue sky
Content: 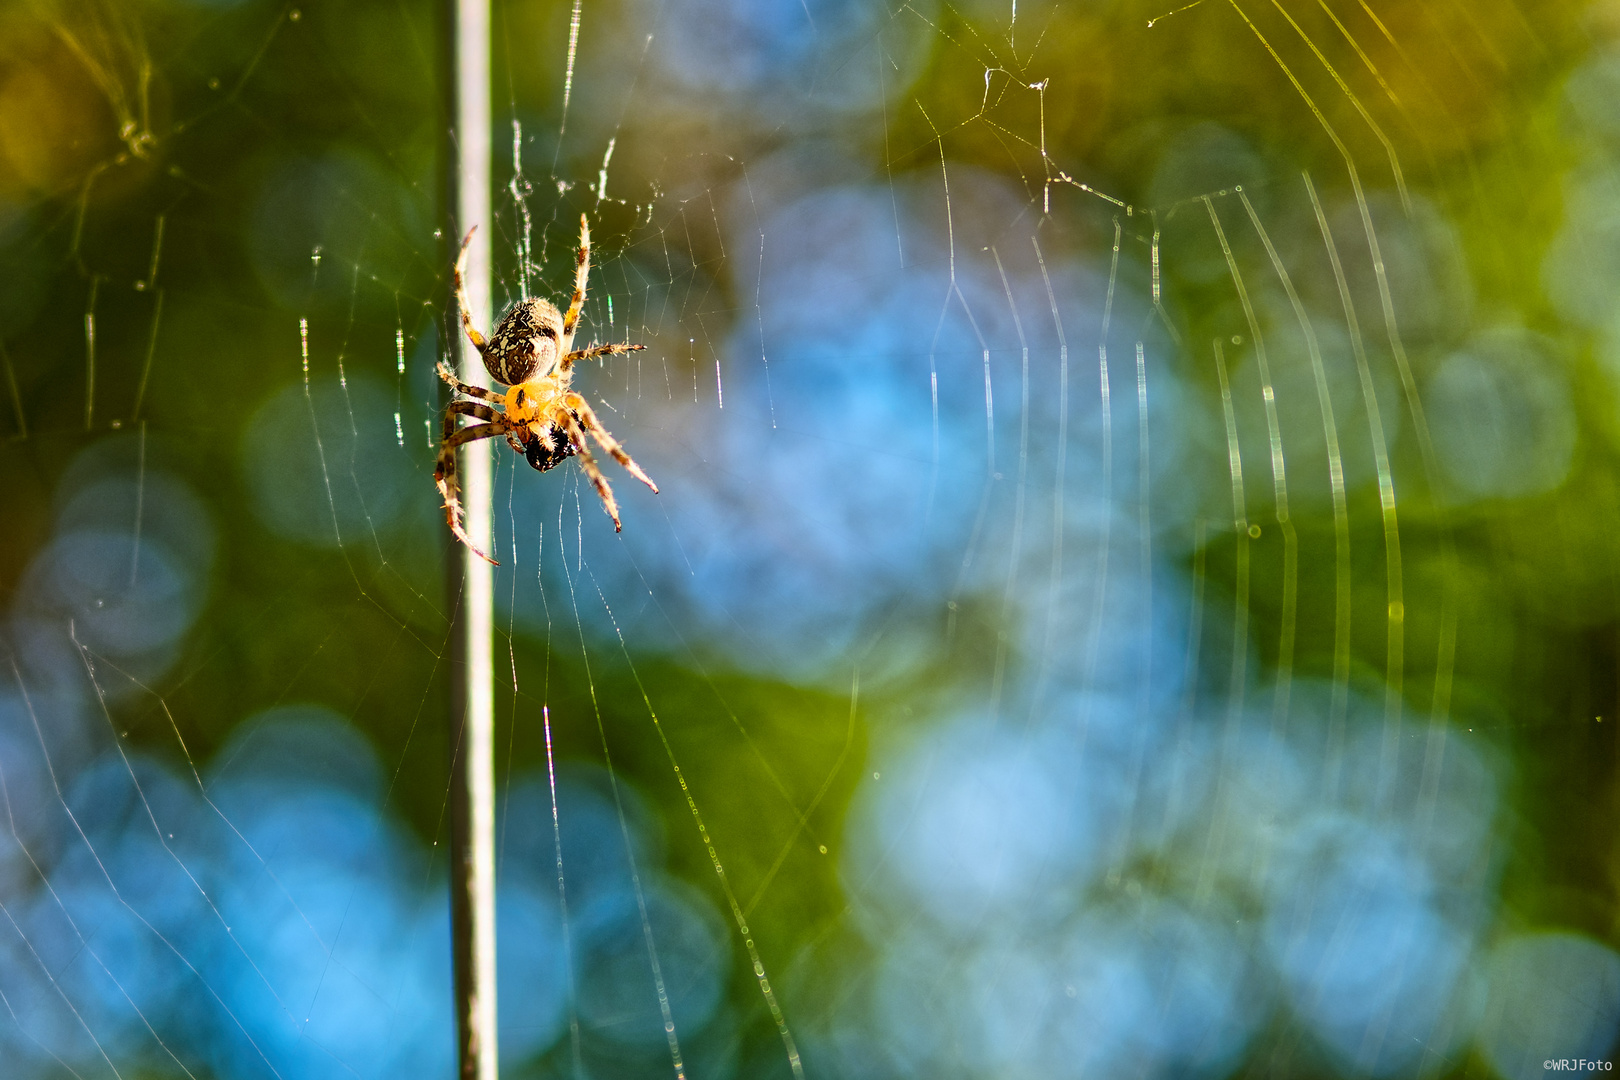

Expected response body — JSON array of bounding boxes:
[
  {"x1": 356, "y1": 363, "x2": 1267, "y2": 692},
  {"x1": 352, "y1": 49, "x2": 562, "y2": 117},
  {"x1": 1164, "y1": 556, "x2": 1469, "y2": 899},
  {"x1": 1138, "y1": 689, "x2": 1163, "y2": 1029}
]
[
  {"x1": 640, "y1": 0, "x2": 936, "y2": 120},
  {"x1": 500, "y1": 167, "x2": 1201, "y2": 690},
  {"x1": 498, "y1": 764, "x2": 665, "y2": 909},
  {"x1": 829, "y1": 670, "x2": 1505, "y2": 1078},
  {"x1": 0, "y1": 708, "x2": 590, "y2": 1078},
  {"x1": 861, "y1": 899, "x2": 1264, "y2": 1079},
  {"x1": 200, "y1": 856, "x2": 454, "y2": 1079},
  {"x1": 8, "y1": 871, "x2": 199, "y2": 1070},
  {"x1": 37, "y1": 532, "x2": 199, "y2": 661},
  {"x1": 570, "y1": 875, "x2": 732, "y2": 1049},
  {"x1": 11, "y1": 521, "x2": 208, "y2": 704},
  {"x1": 844, "y1": 710, "x2": 1122, "y2": 936},
  {"x1": 1027, "y1": 551, "x2": 1197, "y2": 711},
  {"x1": 1262, "y1": 812, "x2": 1477, "y2": 1077},
  {"x1": 8, "y1": 440, "x2": 213, "y2": 718},
  {"x1": 496, "y1": 766, "x2": 738, "y2": 1068},
  {"x1": 1, "y1": 751, "x2": 224, "y2": 1074},
  {"x1": 55, "y1": 468, "x2": 216, "y2": 573},
  {"x1": 0, "y1": 706, "x2": 69, "y2": 861},
  {"x1": 194, "y1": 717, "x2": 447, "y2": 1079},
  {"x1": 494, "y1": 886, "x2": 570, "y2": 1063}
]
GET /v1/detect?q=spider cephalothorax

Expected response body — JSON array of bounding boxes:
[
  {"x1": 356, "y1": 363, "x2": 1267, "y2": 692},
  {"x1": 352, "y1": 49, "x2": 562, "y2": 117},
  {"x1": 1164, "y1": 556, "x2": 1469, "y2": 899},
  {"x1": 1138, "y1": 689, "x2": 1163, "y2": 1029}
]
[{"x1": 433, "y1": 214, "x2": 657, "y2": 564}]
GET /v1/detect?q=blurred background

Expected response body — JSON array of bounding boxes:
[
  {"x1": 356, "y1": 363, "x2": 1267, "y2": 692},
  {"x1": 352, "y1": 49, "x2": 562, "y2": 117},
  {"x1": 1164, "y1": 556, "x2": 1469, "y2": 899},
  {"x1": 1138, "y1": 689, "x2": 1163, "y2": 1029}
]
[{"x1": 2, "y1": 0, "x2": 1620, "y2": 1076}]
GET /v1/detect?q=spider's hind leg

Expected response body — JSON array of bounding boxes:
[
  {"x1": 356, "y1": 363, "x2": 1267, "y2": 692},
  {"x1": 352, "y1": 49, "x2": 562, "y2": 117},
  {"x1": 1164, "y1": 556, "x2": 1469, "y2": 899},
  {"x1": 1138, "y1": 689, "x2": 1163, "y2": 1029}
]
[
  {"x1": 563, "y1": 392, "x2": 659, "y2": 494},
  {"x1": 434, "y1": 400, "x2": 510, "y2": 564},
  {"x1": 557, "y1": 410, "x2": 622, "y2": 531}
]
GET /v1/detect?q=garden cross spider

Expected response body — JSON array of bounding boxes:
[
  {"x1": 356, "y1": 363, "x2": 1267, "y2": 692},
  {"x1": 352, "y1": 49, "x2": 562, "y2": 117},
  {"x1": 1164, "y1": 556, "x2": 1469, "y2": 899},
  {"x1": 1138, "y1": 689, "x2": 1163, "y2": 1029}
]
[{"x1": 435, "y1": 214, "x2": 658, "y2": 564}]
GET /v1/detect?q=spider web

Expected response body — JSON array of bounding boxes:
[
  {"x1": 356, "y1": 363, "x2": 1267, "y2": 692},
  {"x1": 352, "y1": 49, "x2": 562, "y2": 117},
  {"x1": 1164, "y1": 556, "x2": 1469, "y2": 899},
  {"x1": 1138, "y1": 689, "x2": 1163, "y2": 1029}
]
[{"x1": 2, "y1": 0, "x2": 1620, "y2": 1079}]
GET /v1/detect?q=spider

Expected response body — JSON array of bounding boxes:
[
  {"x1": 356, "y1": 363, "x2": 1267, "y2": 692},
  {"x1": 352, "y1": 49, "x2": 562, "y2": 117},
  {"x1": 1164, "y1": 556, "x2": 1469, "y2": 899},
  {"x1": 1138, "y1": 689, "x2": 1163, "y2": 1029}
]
[{"x1": 435, "y1": 214, "x2": 658, "y2": 564}]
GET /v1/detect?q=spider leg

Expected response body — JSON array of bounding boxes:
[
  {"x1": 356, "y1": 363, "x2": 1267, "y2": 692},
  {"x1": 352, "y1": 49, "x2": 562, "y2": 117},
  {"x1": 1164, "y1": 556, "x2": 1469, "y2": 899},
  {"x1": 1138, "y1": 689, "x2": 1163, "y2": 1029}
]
[
  {"x1": 561, "y1": 213, "x2": 590, "y2": 340},
  {"x1": 444, "y1": 399, "x2": 501, "y2": 424},
  {"x1": 437, "y1": 361, "x2": 503, "y2": 403},
  {"x1": 435, "y1": 399, "x2": 514, "y2": 565},
  {"x1": 434, "y1": 423, "x2": 505, "y2": 565},
  {"x1": 562, "y1": 342, "x2": 646, "y2": 370},
  {"x1": 454, "y1": 226, "x2": 489, "y2": 355},
  {"x1": 557, "y1": 408, "x2": 622, "y2": 531},
  {"x1": 563, "y1": 392, "x2": 659, "y2": 494}
]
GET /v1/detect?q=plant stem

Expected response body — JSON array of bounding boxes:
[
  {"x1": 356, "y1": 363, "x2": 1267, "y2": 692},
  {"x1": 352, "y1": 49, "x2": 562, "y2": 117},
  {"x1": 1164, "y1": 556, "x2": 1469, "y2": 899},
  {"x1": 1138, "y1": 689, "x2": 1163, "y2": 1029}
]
[{"x1": 448, "y1": 0, "x2": 496, "y2": 1074}]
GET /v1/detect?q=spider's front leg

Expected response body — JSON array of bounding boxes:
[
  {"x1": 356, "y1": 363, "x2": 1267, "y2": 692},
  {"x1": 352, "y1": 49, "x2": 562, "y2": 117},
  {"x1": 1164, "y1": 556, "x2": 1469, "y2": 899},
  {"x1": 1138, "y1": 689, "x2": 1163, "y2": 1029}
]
[
  {"x1": 437, "y1": 361, "x2": 503, "y2": 403},
  {"x1": 562, "y1": 342, "x2": 646, "y2": 371},
  {"x1": 434, "y1": 399, "x2": 512, "y2": 565},
  {"x1": 562, "y1": 213, "x2": 591, "y2": 340},
  {"x1": 454, "y1": 226, "x2": 490, "y2": 355}
]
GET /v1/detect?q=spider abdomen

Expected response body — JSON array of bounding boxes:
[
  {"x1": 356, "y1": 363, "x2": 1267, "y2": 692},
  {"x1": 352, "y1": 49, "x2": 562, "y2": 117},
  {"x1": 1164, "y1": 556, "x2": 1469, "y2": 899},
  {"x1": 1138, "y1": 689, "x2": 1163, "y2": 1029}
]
[
  {"x1": 524, "y1": 428, "x2": 577, "y2": 472},
  {"x1": 483, "y1": 298, "x2": 563, "y2": 385}
]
